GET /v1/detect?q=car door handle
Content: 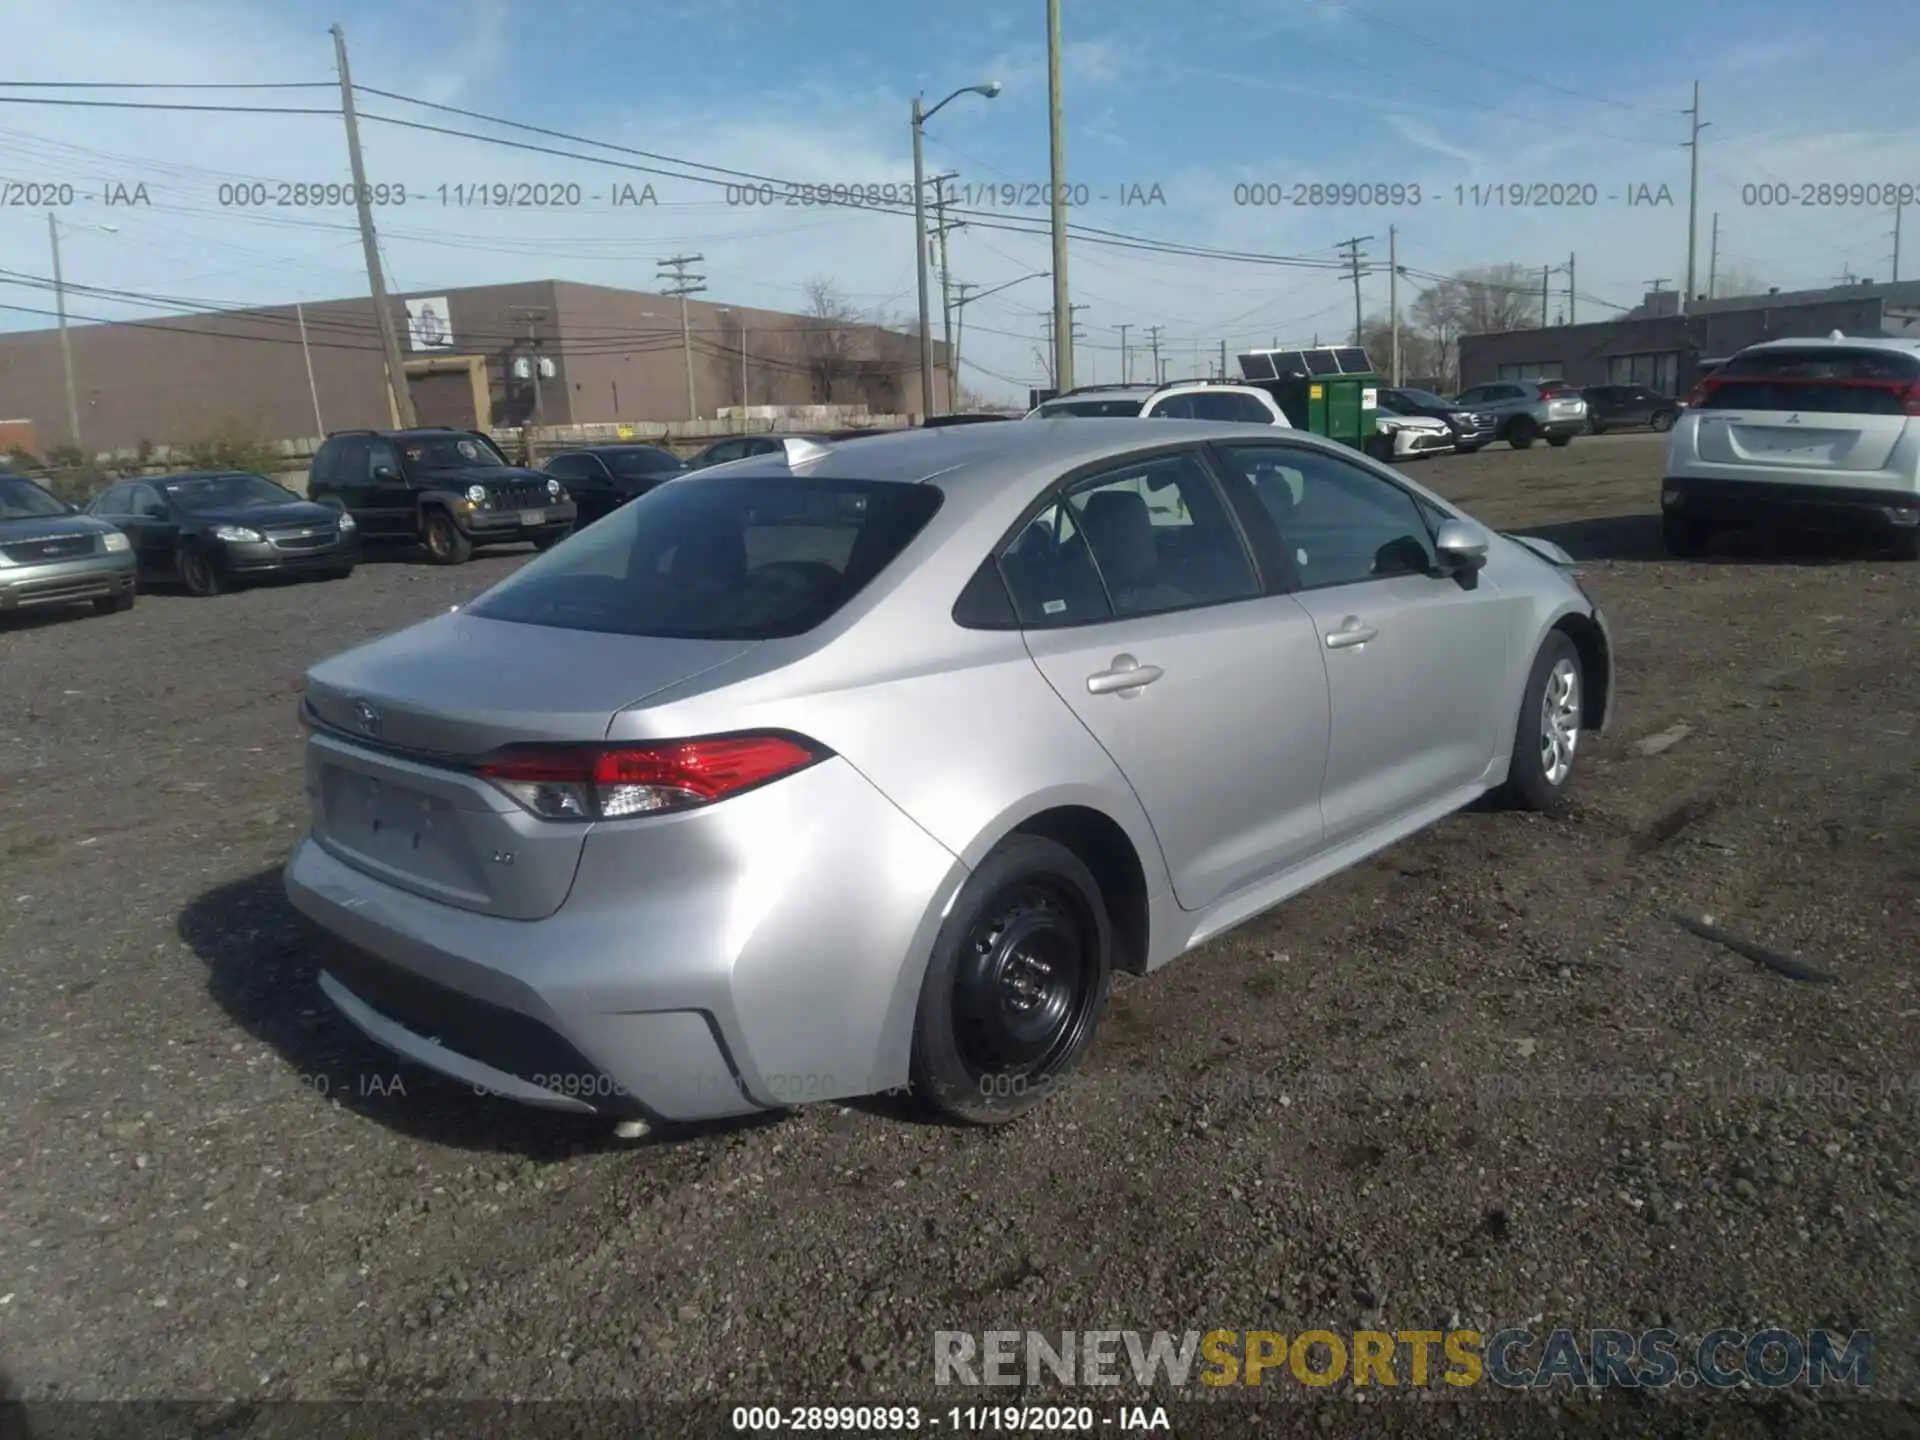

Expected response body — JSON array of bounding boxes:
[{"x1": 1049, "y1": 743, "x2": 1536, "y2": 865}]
[
  {"x1": 1086, "y1": 655, "x2": 1163, "y2": 694},
  {"x1": 1324, "y1": 618, "x2": 1379, "y2": 649}
]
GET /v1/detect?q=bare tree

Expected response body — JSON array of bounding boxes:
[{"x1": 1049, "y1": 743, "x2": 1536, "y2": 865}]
[
  {"x1": 1711, "y1": 264, "x2": 1769, "y2": 300},
  {"x1": 799, "y1": 277, "x2": 861, "y2": 403}
]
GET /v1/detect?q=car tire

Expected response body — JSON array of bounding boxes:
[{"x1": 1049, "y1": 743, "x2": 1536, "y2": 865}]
[
  {"x1": 1506, "y1": 417, "x2": 1538, "y2": 449},
  {"x1": 421, "y1": 508, "x2": 473, "y2": 565},
  {"x1": 178, "y1": 546, "x2": 227, "y2": 597},
  {"x1": 91, "y1": 590, "x2": 135, "y2": 614},
  {"x1": 1497, "y1": 630, "x2": 1585, "y2": 813},
  {"x1": 1889, "y1": 529, "x2": 1920, "y2": 562},
  {"x1": 322, "y1": 565, "x2": 355, "y2": 582},
  {"x1": 1586, "y1": 418, "x2": 1602, "y2": 435},
  {"x1": 1364, "y1": 434, "x2": 1395, "y2": 462},
  {"x1": 1662, "y1": 511, "x2": 1713, "y2": 558},
  {"x1": 909, "y1": 835, "x2": 1112, "y2": 1125},
  {"x1": 1547, "y1": 434, "x2": 1574, "y2": 448},
  {"x1": 1650, "y1": 410, "x2": 1677, "y2": 433}
]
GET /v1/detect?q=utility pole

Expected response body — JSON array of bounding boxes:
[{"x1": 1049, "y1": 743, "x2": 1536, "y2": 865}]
[
  {"x1": 1146, "y1": 324, "x2": 1163, "y2": 386},
  {"x1": 656, "y1": 255, "x2": 706, "y2": 420},
  {"x1": 1068, "y1": 303, "x2": 1089, "y2": 385},
  {"x1": 46, "y1": 213, "x2": 80, "y2": 452},
  {"x1": 510, "y1": 304, "x2": 549, "y2": 451},
  {"x1": 1046, "y1": 0, "x2": 1073, "y2": 390},
  {"x1": 1707, "y1": 213, "x2": 1719, "y2": 300},
  {"x1": 1338, "y1": 235, "x2": 1373, "y2": 345},
  {"x1": 1893, "y1": 200, "x2": 1904, "y2": 284},
  {"x1": 933, "y1": 173, "x2": 959, "y2": 411},
  {"x1": 1388, "y1": 224, "x2": 1400, "y2": 385},
  {"x1": 1038, "y1": 313, "x2": 1055, "y2": 387},
  {"x1": 1681, "y1": 79, "x2": 1708, "y2": 314},
  {"x1": 952, "y1": 281, "x2": 976, "y2": 392},
  {"x1": 1115, "y1": 322, "x2": 1130, "y2": 384},
  {"x1": 1218, "y1": 338, "x2": 1228, "y2": 381},
  {"x1": 1567, "y1": 253, "x2": 1576, "y2": 324},
  {"x1": 1541, "y1": 265, "x2": 1552, "y2": 328},
  {"x1": 331, "y1": 23, "x2": 415, "y2": 428},
  {"x1": 296, "y1": 303, "x2": 324, "y2": 435}
]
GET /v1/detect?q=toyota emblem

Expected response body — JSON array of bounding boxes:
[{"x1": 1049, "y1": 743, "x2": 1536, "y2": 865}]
[{"x1": 353, "y1": 698, "x2": 382, "y2": 737}]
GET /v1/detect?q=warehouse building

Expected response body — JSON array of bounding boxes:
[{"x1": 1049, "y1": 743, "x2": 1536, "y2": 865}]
[
  {"x1": 1459, "y1": 279, "x2": 1920, "y2": 393},
  {"x1": 0, "y1": 278, "x2": 946, "y2": 456}
]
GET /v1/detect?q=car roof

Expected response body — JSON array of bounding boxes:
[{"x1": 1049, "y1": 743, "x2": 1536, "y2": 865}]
[
  {"x1": 1739, "y1": 334, "x2": 1920, "y2": 355},
  {"x1": 700, "y1": 417, "x2": 1367, "y2": 495}
]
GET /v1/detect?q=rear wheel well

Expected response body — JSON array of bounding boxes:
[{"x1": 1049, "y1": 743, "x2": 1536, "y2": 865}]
[
  {"x1": 1552, "y1": 612, "x2": 1610, "y2": 732},
  {"x1": 1010, "y1": 807, "x2": 1151, "y2": 975}
]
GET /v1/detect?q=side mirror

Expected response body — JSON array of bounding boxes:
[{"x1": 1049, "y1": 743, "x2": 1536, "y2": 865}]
[{"x1": 1433, "y1": 518, "x2": 1489, "y2": 570}]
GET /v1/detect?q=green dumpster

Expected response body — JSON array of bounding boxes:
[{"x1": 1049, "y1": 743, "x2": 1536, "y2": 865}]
[{"x1": 1235, "y1": 346, "x2": 1380, "y2": 452}]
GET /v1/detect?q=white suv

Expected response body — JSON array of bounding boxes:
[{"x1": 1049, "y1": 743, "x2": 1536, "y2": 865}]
[
  {"x1": 1024, "y1": 381, "x2": 1292, "y2": 426},
  {"x1": 1663, "y1": 334, "x2": 1920, "y2": 560}
]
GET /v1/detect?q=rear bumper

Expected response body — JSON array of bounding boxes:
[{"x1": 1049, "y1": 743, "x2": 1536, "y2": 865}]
[
  {"x1": 1539, "y1": 416, "x2": 1587, "y2": 438},
  {"x1": 1662, "y1": 475, "x2": 1920, "y2": 533},
  {"x1": 283, "y1": 755, "x2": 966, "y2": 1123},
  {"x1": 0, "y1": 551, "x2": 136, "y2": 611}
]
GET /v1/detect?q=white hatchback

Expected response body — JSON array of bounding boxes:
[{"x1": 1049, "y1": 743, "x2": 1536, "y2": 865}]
[{"x1": 1662, "y1": 333, "x2": 1920, "y2": 559}]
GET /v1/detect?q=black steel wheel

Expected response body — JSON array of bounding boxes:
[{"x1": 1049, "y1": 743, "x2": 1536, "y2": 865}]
[{"x1": 910, "y1": 835, "x2": 1111, "y2": 1124}]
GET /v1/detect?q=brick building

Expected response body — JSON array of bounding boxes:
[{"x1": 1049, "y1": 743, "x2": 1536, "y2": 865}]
[
  {"x1": 0, "y1": 278, "x2": 947, "y2": 456},
  {"x1": 1459, "y1": 279, "x2": 1920, "y2": 394}
]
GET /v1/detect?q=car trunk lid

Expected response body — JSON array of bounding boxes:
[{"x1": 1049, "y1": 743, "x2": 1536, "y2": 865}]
[{"x1": 301, "y1": 612, "x2": 757, "y2": 918}]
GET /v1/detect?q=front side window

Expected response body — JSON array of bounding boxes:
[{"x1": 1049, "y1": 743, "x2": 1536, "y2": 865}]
[
  {"x1": 158, "y1": 473, "x2": 299, "y2": 512},
  {"x1": 128, "y1": 486, "x2": 170, "y2": 519},
  {"x1": 0, "y1": 475, "x2": 69, "y2": 520},
  {"x1": 466, "y1": 475, "x2": 942, "y2": 640},
  {"x1": 1214, "y1": 445, "x2": 1435, "y2": 591},
  {"x1": 998, "y1": 451, "x2": 1258, "y2": 625}
]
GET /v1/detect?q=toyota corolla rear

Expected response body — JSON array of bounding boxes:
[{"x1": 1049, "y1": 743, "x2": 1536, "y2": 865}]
[
  {"x1": 1664, "y1": 340, "x2": 1920, "y2": 541},
  {"x1": 284, "y1": 470, "x2": 971, "y2": 1123}
]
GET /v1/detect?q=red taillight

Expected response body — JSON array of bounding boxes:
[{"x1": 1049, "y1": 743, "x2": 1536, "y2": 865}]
[
  {"x1": 1904, "y1": 382, "x2": 1920, "y2": 416},
  {"x1": 1683, "y1": 380, "x2": 1712, "y2": 408},
  {"x1": 477, "y1": 734, "x2": 826, "y2": 821}
]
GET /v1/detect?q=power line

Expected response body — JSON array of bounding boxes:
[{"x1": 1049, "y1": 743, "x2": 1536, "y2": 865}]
[{"x1": 0, "y1": 80, "x2": 331, "y2": 89}]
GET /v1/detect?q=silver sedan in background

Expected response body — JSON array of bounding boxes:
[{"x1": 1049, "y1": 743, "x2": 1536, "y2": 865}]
[{"x1": 285, "y1": 421, "x2": 1613, "y2": 1128}]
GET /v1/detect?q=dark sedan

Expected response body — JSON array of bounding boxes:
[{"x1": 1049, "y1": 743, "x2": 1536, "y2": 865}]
[
  {"x1": 89, "y1": 471, "x2": 359, "y2": 596},
  {"x1": 1378, "y1": 387, "x2": 1497, "y2": 452},
  {"x1": 685, "y1": 429, "x2": 898, "y2": 469},
  {"x1": 1581, "y1": 384, "x2": 1680, "y2": 433},
  {"x1": 542, "y1": 444, "x2": 689, "y2": 525}
]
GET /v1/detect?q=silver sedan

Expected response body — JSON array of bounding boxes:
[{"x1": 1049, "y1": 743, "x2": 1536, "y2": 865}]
[{"x1": 285, "y1": 420, "x2": 1613, "y2": 1127}]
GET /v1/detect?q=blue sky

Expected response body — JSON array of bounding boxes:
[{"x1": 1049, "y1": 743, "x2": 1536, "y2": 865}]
[{"x1": 2, "y1": 0, "x2": 1916, "y2": 403}]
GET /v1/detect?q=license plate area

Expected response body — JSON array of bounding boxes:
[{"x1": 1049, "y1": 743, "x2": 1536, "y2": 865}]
[{"x1": 520, "y1": 508, "x2": 545, "y2": 526}]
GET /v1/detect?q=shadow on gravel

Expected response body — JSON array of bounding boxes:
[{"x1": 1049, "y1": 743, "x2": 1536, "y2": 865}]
[
  {"x1": 352, "y1": 539, "x2": 542, "y2": 567},
  {"x1": 177, "y1": 865, "x2": 778, "y2": 1160},
  {"x1": 1518, "y1": 511, "x2": 1894, "y2": 566}
]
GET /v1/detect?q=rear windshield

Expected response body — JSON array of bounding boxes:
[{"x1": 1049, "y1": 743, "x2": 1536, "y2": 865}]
[
  {"x1": 1032, "y1": 398, "x2": 1147, "y2": 418},
  {"x1": 1705, "y1": 348, "x2": 1920, "y2": 414},
  {"x1": 465, "y1": 475, "x2": 943, "y2": 639},
  {"x1": 1712, "y1": 347, "x2": 1920, "y2": 414}
]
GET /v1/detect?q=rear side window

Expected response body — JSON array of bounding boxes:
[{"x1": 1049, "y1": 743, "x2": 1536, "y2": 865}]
[
  {"x1": 1033, "y1": 398, "x2": 1148, "y2": 418},
  {"x1": 310, "y1": 441, "x2": 338, "y2": 485},
  {"x1": 465, "y1": 475, "x2": 943, "y2": 639},
  {"x1": 1148, "y1": 392, "x2": 1273, "y2": 423},
  {"x1": 1706, "y1": 346, "x2": 1920, "y2": 414}
]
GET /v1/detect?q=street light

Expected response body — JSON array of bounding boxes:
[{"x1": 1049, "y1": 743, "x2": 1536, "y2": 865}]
[
  {"x1": 47, "y1": 217, "x2": 118, "y2": 455},
  {"x1": 912, "y1": 80, "x2": 999, "y2": 417}
]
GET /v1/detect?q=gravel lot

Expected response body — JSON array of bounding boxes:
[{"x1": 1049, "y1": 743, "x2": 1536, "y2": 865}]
[{"x1": 3, "y1": 432, "x2": 1916, "y2": 1435}]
